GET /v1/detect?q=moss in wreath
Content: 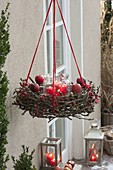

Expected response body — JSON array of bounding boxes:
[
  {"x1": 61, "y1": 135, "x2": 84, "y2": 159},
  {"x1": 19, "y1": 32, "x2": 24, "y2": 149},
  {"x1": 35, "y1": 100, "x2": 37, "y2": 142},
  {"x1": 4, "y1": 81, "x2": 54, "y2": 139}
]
[{"x1": 0, "y1": 3, "x2": 10, "y2": 169}]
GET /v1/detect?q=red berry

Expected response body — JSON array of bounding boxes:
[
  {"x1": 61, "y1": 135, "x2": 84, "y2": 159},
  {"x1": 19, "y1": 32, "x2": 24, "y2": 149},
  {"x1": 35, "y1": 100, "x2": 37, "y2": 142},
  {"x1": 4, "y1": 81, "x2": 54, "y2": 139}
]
[
  {"x1": 40, "y1": 95, "x2": 45, "y2": 101},
  {"x1": 35, "y1": 75, "x2": 44, "y2": 85},
  {"x1": 88, "y1": 91, "x2": 94, "y2": 96},
  {"x1": 95, "y1": 99, "x2": 99, "y2": 103},
  {"x1": 28, "y1": 83, "x2": 40, "y2": 92},
  {"x1": 85, "y1": 84, "x2": 91, "y2": 90},
  {"x1": 23, "y1": 92, "x2": 28, "y2": 97},
  {"x1": 76, "y1": 77, "x2": 86, "y2": 86},
  {"x1": 72, "y1": 84, "x2": 82, "y2": 93}
]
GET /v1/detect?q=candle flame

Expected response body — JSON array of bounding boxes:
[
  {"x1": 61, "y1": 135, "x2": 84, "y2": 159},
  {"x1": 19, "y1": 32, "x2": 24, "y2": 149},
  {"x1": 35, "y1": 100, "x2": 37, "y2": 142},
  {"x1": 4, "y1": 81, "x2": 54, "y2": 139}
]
[
  {"x1": 92, "y1": 144, "x2": 95, "y2": 148},
  {"x1": 96, "y1": 154, "x2": 99, "y2": 158}
]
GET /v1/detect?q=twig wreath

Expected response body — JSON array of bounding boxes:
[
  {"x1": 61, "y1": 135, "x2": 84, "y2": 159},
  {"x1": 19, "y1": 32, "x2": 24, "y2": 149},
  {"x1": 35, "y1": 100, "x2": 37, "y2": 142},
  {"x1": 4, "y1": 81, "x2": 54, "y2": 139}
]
[{"x1": 13, "y1": 0, "x2": 100, "y2": 122}]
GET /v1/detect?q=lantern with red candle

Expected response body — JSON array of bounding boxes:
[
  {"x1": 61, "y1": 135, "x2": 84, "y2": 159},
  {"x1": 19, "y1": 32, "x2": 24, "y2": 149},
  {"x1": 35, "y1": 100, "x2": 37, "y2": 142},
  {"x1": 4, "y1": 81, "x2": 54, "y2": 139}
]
[
  {"x1": 84, "y1": 119, "x2": 104, "y2": 165},
  {"x1": 40, "y1": 137, "x2": 62, "y2": 169}
]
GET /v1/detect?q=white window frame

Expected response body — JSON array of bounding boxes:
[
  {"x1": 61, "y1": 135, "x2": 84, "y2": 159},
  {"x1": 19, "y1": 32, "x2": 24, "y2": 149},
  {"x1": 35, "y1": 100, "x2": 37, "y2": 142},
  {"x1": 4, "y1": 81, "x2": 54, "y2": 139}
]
[
  {"x1": 43, "y1": 0, "x2": 71, "y2": 76},
  {"x1": 43, "y1": 0, "x2": 72, "y2": 162}
]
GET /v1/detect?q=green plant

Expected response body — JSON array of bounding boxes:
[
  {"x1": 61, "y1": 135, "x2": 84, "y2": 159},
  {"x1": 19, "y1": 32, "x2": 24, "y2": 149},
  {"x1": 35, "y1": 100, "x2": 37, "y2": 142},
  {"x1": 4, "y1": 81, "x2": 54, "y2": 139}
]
[
  {"x1": 0, "y1": 3, "x2": 10, "y2": 169},
  {"x1": 12, "y1": 145, "x2": 37, "y2": 170}
]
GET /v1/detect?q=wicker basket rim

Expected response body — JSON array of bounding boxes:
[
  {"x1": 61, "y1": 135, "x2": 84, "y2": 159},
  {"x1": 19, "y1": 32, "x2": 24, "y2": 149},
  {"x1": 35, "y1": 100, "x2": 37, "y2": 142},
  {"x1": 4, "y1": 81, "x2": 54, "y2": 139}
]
[
  {"x1": 102, "y1": 112, "x2": 113, "y2": 115},
  {"x1": 104, "y1": 136, "x2": 113, "y2": 142}
]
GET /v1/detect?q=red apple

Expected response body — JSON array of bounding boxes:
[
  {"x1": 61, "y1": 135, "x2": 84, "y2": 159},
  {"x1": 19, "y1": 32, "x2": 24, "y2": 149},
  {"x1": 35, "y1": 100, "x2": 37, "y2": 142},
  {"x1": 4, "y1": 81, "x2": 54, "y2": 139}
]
[
  {"x1": 72, "y1": 84, "x2": 82, "y2": 93},
  {"x1": 64, "y1": 166, "x2": 72, "y2": 170},
  {"x1": 67, "y1": 160, "x2": 75, "y2": 168},
  {"x1": 64, "y1": 164, "x2": 72, "y2": 170},
  {"x1": 35, "y1": 75, "x2": 44, "y2": 85},
  {"x1": 28, "y1": 83, "x2": 40, "y2": 92}
]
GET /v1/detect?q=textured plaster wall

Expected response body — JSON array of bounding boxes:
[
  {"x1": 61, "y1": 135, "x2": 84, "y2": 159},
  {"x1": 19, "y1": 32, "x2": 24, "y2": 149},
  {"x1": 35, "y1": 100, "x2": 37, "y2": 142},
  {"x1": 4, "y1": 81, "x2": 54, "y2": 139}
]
[{"x1": 0, "y1": 1, "x2": 47, "y2": 169}]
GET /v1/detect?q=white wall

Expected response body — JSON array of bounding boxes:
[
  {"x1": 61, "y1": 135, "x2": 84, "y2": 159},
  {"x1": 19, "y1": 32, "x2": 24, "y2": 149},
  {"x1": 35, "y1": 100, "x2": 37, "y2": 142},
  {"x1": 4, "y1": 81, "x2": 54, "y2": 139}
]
[
  {"x1": 83, "y1": 0, "x2": 101, "y2": 134},
  {"x1": 70, "y1": 0, "x2": 85, "y2": 159},
  {"x1": 70, "y1": 0, "x2": 101, "y2": 159},
  {"x1": 0, "y1": 1, "x2": 47, "y2": 169}
]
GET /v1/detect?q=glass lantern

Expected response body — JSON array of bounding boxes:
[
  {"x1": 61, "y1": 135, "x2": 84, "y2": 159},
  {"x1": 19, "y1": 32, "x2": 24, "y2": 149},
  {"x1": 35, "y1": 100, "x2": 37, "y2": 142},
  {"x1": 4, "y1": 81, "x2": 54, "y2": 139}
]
[
  {"x1": 84, "y1": 120, "x2": 104, "y2": 165},
  {"x1": 40, "y1": 137, "x2": 62, "y2": 169}
]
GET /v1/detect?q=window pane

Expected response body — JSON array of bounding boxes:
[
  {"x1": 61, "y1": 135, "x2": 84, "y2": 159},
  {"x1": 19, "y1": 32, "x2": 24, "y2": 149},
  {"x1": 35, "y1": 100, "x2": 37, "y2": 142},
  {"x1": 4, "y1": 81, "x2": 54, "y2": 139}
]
[
  {"x1": 55, "y1": 119, "x2": 66, "y2": 151},
  {"x1": 56, "y1": 0, "x2": 62, "y2": 22},
  {"x1": 49, "y1": 124, "x2": 54, "y2": 137},
  {"x1": 56, "y1": 26, "x2": 64, "y2": 68},
  {"x1": 47, "y1": 30, "x2": 51, "y2": 73}
]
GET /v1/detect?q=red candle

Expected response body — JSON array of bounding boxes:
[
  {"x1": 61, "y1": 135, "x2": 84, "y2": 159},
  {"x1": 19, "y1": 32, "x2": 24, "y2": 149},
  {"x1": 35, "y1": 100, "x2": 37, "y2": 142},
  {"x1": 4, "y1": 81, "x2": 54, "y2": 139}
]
[
  {"x1": 46, "y1": 152, "x2": 54, "y2": 161},
  {"x1": 50, "y1": 158, "x2": 56, "y2": 166},
  {"x1": 90, "y1": 153, "x2": 97, "y2": 161},
  {"x1": 54, "y1": 81, "x2": 61, "y2": 89},
  {"x1": 55, "y1": 90, "x2": 61, "y2": 96},
  {"x1": 57, "y1": 84, "x2": 67, "y2": 95},
  {"x1": 49, "y1": 158, "x2": 60, "y2": 167},
  {"x1": 46, "y1": 86, "x2": 56, "y2": 95}
]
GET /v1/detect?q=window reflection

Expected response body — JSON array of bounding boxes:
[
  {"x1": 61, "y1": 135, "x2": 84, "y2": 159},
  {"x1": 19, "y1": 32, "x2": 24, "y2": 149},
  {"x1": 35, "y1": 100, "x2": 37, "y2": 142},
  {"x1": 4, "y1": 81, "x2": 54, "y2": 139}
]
[
  {"x1": 47, "y1": 31, "x2": 51, "y2": 73},
  {"x1": 56, "y1": 26, "x2": 64, "y2": 68},
  {"x1": 56, "y1": 0, "x2": 62, "y2": 22},
  {"x1": 56, "y1": 119, "x2": 66, "y2": 151}
]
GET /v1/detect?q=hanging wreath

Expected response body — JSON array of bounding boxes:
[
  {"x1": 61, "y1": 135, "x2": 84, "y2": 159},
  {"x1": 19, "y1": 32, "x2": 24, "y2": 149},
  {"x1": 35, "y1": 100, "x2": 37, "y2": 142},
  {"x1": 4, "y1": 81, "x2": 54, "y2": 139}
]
[
  {"x1": 13, "y1": 76, "x2": 100, "y2": 121},
  {"x1": 13, "y1": 0, "x2": 100, "y2": 121}
]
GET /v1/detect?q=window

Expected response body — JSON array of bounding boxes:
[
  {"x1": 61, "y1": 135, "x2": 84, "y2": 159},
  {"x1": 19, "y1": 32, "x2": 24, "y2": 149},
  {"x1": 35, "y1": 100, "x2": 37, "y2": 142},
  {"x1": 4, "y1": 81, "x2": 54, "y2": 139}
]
[
  {"x1": 43, "y1": 0, "x2": 71, "y2": 161},
  {"x1": 44, "y1": 0, "x2": 65, "y2": 74}
]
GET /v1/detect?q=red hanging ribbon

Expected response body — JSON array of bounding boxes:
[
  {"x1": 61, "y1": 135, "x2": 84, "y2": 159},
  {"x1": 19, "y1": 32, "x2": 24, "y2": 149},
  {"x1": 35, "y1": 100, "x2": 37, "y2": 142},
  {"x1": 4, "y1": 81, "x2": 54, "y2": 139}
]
[
  {"x1": 52, "y1": 0, "x2": 56, "y2": 113},
  {"x1": 53, "y1": 0, "x2": 56, "y2": 88}
]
